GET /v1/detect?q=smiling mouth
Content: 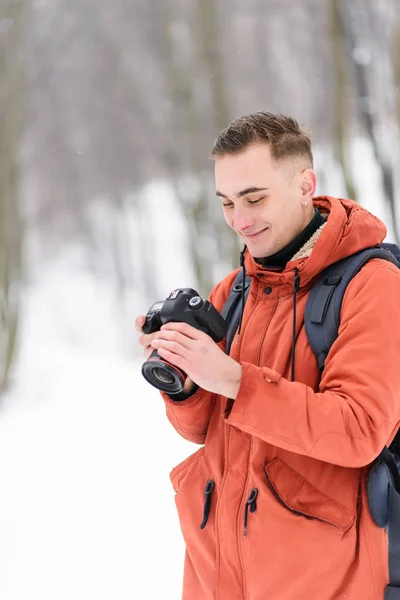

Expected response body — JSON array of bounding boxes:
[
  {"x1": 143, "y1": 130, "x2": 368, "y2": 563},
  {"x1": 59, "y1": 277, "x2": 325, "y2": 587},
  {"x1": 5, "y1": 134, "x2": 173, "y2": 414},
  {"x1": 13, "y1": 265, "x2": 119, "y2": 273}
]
[{"x1": 243, "y1": 227, "x2": 269, "y2": 239}]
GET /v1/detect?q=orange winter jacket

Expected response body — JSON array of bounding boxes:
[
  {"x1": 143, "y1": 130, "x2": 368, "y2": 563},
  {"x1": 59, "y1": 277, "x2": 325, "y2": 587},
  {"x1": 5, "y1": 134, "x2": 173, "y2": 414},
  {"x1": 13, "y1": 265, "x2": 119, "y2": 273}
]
[{"x1": 163, "y1": 196, "x2": 400, "y2": 600}]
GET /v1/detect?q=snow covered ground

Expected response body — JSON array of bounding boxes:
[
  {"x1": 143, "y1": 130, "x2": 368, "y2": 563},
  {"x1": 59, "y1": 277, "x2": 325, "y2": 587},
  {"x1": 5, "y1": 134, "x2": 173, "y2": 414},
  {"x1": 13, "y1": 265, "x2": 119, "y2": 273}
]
[{"x1": 0, "y1": 271, "x2": 196, "y2": 600}]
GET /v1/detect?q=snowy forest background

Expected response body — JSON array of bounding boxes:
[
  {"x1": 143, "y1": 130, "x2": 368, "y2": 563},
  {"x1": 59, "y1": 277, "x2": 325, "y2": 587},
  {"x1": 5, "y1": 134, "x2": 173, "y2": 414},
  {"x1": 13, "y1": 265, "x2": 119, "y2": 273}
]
[{"x1": 1, "y1": 0, "x2": 400, "y2": 598}]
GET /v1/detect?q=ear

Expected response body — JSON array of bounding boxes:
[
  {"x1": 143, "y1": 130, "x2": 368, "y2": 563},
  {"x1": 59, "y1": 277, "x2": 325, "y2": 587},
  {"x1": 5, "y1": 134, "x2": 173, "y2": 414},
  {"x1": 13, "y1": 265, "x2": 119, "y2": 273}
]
[{"x1": 300, "y1": 169, "x2": 317, "y2": 200}]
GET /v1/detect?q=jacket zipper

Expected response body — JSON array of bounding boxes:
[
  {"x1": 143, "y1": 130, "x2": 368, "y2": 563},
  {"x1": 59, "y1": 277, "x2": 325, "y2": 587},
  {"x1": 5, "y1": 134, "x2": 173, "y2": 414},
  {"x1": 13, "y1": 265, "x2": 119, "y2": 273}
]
[
  {"x1": 236, "y1": 436, "x2": 253, "y2": 600},
  {"x1": 235, "y1": 294, "x2": 279, "y2": 354},
  {"x1": 235, "y1": 293, "x2": 280, "y2": 599},
  {"x1": 257, "y1": 298, "x2": 280, "y2": 365},
  {"x1": 215, "y1": 423, "x2": 232, "y2": 600}
]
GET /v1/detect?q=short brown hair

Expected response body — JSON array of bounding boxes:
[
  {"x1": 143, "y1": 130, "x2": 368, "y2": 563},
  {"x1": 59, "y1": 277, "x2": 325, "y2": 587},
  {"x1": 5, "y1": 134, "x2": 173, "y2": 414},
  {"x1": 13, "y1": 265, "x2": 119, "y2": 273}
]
[{"x1": 210, "y1": 111, "x2": 313, "y2": 168}]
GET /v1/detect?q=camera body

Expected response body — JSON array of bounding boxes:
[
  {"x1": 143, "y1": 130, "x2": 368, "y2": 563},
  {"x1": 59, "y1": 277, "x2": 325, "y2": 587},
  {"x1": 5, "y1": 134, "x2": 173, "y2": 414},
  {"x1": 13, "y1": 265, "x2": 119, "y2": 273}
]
[
  {"x1": 143, "y1": 288, "x2": 226, "y2": 342},
  {"x1": 142, "y1": 288, "x2": 227, "y2": 394}
]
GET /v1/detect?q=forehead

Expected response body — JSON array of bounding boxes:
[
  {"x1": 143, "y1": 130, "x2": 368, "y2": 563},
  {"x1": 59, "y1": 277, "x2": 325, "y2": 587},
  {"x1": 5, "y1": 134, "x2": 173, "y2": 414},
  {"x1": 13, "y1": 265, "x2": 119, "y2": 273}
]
[{"x1": 214, "y1": 143, "x2": 283, "y2": 192}]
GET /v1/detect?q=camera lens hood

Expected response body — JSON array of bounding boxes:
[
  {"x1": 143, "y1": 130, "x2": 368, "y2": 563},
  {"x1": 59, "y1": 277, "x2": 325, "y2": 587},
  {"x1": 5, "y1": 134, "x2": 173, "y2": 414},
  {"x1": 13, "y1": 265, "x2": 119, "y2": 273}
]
[{"x1": 141, "y1": 351, "x2": 186, "y2": 394}]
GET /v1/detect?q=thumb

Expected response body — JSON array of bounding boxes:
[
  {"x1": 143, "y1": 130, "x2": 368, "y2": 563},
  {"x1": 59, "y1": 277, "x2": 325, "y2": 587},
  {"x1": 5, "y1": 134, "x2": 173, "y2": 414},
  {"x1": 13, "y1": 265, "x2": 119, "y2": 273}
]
[{"x1": 135, "y1": 315, "x2": 146, "y2": 332}]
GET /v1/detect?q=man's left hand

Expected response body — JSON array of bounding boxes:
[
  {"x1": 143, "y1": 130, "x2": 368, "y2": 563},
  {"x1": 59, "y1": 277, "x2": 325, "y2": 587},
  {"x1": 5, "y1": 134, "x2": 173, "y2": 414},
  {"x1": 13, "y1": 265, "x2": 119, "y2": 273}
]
[{"x1": 150, "y1": 322, "x2": 242, "y2": 399}]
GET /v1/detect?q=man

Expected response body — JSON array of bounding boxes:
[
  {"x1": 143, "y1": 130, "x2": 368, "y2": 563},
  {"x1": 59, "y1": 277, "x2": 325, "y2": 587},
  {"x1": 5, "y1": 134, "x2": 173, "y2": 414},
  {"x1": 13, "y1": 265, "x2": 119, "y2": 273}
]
[{"x1": 136, "y1": 112, "x2": 400, "y2": 600}]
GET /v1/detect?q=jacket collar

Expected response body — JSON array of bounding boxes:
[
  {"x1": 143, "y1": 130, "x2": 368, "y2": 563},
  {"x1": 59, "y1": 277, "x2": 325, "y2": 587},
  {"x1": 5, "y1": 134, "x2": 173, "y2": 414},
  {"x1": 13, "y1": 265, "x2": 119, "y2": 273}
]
[{"x1": 243, "y1": 196, "x2": 387, "y2": 290}]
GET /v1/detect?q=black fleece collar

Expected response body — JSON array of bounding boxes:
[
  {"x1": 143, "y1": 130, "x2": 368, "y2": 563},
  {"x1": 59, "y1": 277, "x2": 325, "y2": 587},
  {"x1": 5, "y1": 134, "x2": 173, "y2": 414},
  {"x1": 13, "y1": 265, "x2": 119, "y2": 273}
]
[{"x1": 255, "y1": 208, "x2": 325, "y2": 269}]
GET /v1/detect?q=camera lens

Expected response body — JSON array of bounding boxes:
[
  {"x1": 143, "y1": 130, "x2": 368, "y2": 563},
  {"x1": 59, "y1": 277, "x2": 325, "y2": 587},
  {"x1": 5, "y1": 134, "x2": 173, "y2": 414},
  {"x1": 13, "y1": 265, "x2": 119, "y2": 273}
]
[
  {"x1": 152, "y1": 367, "x2": 174, "y2": 385},
  {"x1": 142, "y1": 349, "x2": 186, "y2": 393}
]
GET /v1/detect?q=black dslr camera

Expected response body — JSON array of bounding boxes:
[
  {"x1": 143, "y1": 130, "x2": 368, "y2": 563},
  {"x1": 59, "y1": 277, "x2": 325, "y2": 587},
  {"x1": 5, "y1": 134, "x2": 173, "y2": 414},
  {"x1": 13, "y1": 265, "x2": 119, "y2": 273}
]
[{"x1": 141, "y1": 288, "x2": 227, "y2": 394}]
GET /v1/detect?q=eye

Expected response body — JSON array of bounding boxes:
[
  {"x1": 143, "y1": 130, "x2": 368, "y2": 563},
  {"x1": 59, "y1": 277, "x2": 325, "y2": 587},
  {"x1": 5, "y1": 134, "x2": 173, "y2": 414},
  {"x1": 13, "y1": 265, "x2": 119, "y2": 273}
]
[
  {"x1": 222, "y1": 202, "x2": 234, "y2": 208},
  {"x1": 248, "y1": 197, "x2": 263, "y2": 205}
]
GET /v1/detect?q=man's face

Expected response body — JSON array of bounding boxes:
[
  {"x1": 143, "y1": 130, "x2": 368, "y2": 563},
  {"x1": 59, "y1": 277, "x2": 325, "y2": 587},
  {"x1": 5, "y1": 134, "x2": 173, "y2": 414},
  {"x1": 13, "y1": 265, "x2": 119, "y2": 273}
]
[{"x1": 214, "y1": 143, "x2": 315, "y2": 258}]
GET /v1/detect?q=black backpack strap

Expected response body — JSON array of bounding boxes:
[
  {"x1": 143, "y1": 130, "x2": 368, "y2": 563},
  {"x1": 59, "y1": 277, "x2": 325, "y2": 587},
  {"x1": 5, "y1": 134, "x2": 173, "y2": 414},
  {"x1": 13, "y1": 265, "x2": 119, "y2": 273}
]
[
  {"x1": 305, "y1": 246, "x2": 398, "y2": 373},
  {"x1": 381, "y1": 242, "x2": 400, "y2": 264},
  {"x1": 305, "y1": 245, "x2": 400, "y2": 594},
  {"x1": 221, "y1": 270, "x2": 251, "y2": 355}
]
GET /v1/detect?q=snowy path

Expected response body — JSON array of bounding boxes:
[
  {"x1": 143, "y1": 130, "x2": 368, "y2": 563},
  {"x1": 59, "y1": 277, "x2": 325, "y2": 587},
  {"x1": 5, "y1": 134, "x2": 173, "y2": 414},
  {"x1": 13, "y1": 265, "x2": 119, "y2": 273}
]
[{"x1": 0, "y1": 290, "x2": 195, "y2": 600}]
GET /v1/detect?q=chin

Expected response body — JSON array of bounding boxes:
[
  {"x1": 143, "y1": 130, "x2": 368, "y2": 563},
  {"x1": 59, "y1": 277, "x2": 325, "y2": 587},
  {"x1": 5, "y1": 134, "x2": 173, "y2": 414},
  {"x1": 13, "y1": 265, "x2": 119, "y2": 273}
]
[
  {"x1": 248, "y1": 245, "x2": 272, "y2": 259},
  {"x1": 243, "y1": 229, "x2": 274, "y2": 258}
]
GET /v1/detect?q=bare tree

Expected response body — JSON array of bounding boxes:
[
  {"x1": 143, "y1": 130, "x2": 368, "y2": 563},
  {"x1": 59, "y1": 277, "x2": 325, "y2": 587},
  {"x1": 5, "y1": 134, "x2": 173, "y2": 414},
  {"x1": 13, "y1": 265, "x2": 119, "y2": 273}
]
[
  {"x1": 394, "y1": 9, "x2": 400, "y2": 128},
  {"x1": 340, "y1": 0, "x2": 400, "y2": 241},
  {"x1": 329, "y1": 0, "x2": 358, "y2": 200},
  {"x1": 0, "y1": 0, "x2": 26, "y2": 391}
]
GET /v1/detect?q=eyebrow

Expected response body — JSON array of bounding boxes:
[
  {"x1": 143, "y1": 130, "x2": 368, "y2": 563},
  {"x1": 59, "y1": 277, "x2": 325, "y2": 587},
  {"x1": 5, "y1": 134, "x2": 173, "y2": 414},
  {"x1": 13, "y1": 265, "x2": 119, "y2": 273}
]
[{"x1": 216, "y1": 186, "x2": 269, "y2": 199}]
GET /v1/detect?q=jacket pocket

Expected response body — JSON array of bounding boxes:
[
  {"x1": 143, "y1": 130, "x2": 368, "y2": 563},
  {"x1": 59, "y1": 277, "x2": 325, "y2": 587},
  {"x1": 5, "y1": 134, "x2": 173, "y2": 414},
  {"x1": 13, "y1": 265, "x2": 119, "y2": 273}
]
[
  {"x1": 264, "y1": 457, "x2": 355, "y2": 532},
  {"x1": 170, "y1": 447, "x2": 217, "y2": 595},
  {"x1": 170, "y1": 446, "x2": 206, "y2": 493}
]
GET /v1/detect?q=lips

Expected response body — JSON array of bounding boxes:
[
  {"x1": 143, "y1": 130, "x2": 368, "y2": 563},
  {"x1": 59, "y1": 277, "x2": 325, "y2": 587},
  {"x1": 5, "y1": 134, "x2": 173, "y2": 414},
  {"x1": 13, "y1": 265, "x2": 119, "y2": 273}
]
[{"x1": 243, "y1": 227, "x2": 269, "y2": 239}]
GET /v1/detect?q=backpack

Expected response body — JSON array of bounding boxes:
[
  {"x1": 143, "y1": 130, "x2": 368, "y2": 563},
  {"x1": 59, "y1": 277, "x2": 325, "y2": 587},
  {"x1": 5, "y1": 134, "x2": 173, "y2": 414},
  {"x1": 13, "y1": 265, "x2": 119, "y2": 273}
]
[{"x1": 222, "y1": 243, "x2": 400, "y2": 597}]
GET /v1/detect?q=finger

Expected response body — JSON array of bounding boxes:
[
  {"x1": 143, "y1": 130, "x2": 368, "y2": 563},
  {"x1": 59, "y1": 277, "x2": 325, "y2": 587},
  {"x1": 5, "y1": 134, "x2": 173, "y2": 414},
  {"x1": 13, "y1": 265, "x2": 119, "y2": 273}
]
[
  {"x1": 144, "y1": 347, "x2": 153, "y2": 360},
  {"x1": 139, "y1": 332, "x2": 156, "y2": 349},
  {"x1": 156, "y1": 346, "x2": 189, "y2": 372},
  {"x1": 154, "y1": 329, "x2": 196, "y2": 350},
  {"x1": 160, "y1": 321, "x2": 204, "y2": 340},
  {"x1": 135, "y1": 315, "x2": 146, "y2": 333},
  {"x1": 138, "y1": 334, "x2": 147, "y2": 348},
  {"x1": 151, "y1": 338, "x2": 193, "y2": 360}
]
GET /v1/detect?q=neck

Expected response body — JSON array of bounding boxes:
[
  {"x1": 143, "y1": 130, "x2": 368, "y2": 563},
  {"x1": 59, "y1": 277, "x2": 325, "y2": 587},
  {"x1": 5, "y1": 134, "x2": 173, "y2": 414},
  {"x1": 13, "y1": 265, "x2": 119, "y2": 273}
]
[{"x1": 255, "y1": 208, "x2": 325, "y2": 269}]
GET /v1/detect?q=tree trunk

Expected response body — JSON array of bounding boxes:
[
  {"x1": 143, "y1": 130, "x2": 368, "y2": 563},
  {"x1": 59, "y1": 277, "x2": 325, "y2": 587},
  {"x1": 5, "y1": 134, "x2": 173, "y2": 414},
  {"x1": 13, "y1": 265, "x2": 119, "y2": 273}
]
[
  {"x1": 0, "y1": 1, "x2": 26, "y2": 393},
  {"x1": 329, "y1": 0, "x2": 358, "y2": 201},
  {"x1": 340, "y1": 0, "x2": 400, "y2": 242}
]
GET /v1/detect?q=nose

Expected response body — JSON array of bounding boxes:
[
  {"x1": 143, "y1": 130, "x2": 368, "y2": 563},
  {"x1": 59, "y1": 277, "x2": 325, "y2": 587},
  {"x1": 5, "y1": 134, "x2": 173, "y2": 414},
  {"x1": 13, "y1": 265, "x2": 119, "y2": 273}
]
[{"x1": 232, "y1": 206, "x2": 255, "y2": 232}]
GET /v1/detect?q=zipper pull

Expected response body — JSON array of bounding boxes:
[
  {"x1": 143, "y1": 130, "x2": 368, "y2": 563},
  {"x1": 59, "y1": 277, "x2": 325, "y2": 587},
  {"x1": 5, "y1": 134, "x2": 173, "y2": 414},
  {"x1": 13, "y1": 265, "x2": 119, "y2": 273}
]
[
  {"x1": 244, "y1": 488, "x2": 258, "y2": 537},
  {"x1": 200, "y1": 480, "x2": 215, "y2": 529}
]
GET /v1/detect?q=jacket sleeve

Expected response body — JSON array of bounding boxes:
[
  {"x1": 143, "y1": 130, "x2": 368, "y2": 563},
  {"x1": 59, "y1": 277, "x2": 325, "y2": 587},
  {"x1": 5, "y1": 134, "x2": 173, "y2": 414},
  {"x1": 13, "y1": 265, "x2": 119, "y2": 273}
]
[
  {"x1": 161, "y1": 270, "x2": 239, "y2": 444},
  {"x1": 225, "y1": 262, "x2": 400, "y2": 467}
]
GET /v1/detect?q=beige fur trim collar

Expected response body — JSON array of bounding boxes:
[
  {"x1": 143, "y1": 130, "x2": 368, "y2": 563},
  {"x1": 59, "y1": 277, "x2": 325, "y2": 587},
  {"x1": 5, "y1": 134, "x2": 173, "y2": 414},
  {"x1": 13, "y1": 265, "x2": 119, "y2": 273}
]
[{"x1": 290, "y1": 221, "x2": 328, "y2": 261}]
